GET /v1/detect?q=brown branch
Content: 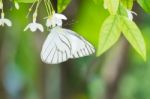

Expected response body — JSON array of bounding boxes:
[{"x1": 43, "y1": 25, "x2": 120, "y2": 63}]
[{"x1": 101, "y1": 37, "x2": 129, "y2": 99}]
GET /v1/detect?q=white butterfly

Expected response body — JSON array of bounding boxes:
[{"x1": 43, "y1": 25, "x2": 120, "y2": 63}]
[{"x1": 41, "y1": 26, "x2": 95, "y2": 64}]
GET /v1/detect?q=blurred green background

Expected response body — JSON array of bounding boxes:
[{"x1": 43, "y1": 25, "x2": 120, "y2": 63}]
[{"x1": 0, "y1": 0, "x2": 150, "y2": 99}]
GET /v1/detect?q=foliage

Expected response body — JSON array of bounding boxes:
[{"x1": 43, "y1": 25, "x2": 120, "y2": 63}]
[
  {"x1": 0, "y1": 0, "x2": 150, "y2": 99},
  {"x1": 137, "y1": 0, "x2": 150, "y2": 13},
  {"x1": 97, "y1": 15, "x2": 121, "y2": 56},
  {"x1": 57, "y1": 0, "x2": 71, "y2": 13},
  {"x1": 1, "y1": 0, "x2": 148, "y2": 60},
  {"x1": 97, "y1": 0, "x2": 147, "y2": 61}
]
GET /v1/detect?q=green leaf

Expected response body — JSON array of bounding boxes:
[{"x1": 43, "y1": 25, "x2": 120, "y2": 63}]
[
  {"x1": 137, "y1": 0, "x2": 150, "y2": 13},
  {"x1": 58, "y1": 0, "x2": 71, "y2": 13},
  {"x1": 121, "y1": 16, "x2": 146, "y2": 60},
  {"x1": 118, "y1": 3, "x2": 128, "y2": 16},
  {"x1": 104, "y1": 0, "x2": 120, "y2": 15},
  {"x1": 121, "y1": 0, "x2": 134, "y2": 10},
  {"x1": 92, "y1": 0, "x2": 102, "y2": 4},
  {"x1": 93, "y1": 0, "x2": 98, "y2": 3},
  {"x1": 73, "y1": 0, "x2": 108, "y2": 47},
  {"x1": 97, "y1": 15, "x2": 121, "y2": 56},
  {"x1": 16, "y1": 0, "x2": 37, "y2": 3}
]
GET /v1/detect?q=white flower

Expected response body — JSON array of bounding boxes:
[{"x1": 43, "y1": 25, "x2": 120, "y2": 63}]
[
  {"x1": 127, "y1": 9, "x2": 137, "y2": 21},
  {"x1": 46, "y1": 13, "x2": 67, "y2": 27},
  {"x1": 24, "y1": 13, "x2": 44, "y2": 32},
  {"x1": 24, "y1": 22, "x2": 44, "y2": 32},
  {"x1": 0, "y1": 13, "x2": 12, "y2": 27}
]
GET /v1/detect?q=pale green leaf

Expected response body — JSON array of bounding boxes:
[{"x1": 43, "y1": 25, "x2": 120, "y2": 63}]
[
  {"x1": 97, "y1": 15, "x2": 121, "y2": 56},
  {"x1": 16, "y1": 0, "x2": 37, "y2": 3},
  {"x1": 137, "y1": 0, "x2": 150, "y2": 13},
  {"x1": 121, "y1": 16, "x2": 146, "y2": 60},
  {"x1": 121, "y1": 0, "x2": 134, "y2": 10},
  {"x1": 58, "y1": 0, "x2": 71, "y2": 13},
  {"x1": 104, "y1": 0, "x2": 119, "y2": 15},
  {"x1": 118, "y1": 3, "x2": 128, "y2": 16}
]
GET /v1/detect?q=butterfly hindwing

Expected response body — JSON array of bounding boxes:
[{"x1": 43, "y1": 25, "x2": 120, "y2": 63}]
[{"x1": 62, "y1": 28, "x2": 95, "y2": 58}]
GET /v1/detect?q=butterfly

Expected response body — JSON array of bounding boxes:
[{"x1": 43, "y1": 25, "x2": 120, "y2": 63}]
[{"x1": 41, "y1": 26, "x2": 95, "y2": 64}]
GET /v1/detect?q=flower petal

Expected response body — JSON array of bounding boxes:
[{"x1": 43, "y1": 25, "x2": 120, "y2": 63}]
[
  {"x1": 3, "y1": 19, "x2": 12, "y2": 27},
  {"x1": 24, "y1": 24, "x2": 31, "y2": 31},
  {"x1": 55, "y1": 13, "x2": 67, "y2": 20},
  {"x1": 46, "y1": 18, "x2": 52, "y2": 27},
  {"x1": 0, "y1": 19, "x2": 3, "y2": 26},
  {"x1": 24, "y1": 22, "x2": 44, "y2": 32},
  {"x1": 37, "y1": 23, "x2": 44, "y2": 32},
  {"x1": 30, "y1": 23, "x2": 37, "y2": 32},
  {"x1": 55, "y1": 18, "x2": 62, "y2": 26}
]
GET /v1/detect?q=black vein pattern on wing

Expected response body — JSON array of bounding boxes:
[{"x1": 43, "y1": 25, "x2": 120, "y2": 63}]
[
  {"x1": 58, "y1": 34, "x2": 72, "y2": 55},
  {"x1": 60, "y1": 32, "x2": 72, "y2": 48},
  {"x1": 42, "y1": 27, "x2": 95, "y2": 63},
  {"x1": 64, "y1": 29, "x2": 95, "y2": 57},
  {"x1": 45, "y1": 47, "x2": 55, "y2": 62},
  {"x1": 51, "y1": 47, "x2": 57, "y2": 63},
  {"x1": 42, "y1": 33, "x2": 55, "y2": 56}
]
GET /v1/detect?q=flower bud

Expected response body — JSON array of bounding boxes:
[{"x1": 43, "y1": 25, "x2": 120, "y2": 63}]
[
  {"x1": 15, "y1": 1, "x2": 19, "y2": 10},
  {"x1": 0, "y1": 1, "x2": 3, "y2": 9}
]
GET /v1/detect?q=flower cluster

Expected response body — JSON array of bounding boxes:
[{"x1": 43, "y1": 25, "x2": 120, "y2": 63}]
[
  {"x1": 0, "y1": 0, "x2": 12, "y2": 27},
  {"x1": 22, "y1": 0, "x2": 67, "y2": 32},
  {"x1": 24, "y1": 12, "x2": 67, "y2": 32},
  {"x1": 0, "y1": 0, "x2": 67, "y2": 32}
]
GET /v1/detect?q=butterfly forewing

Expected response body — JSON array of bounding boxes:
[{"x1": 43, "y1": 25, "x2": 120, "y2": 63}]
[{"x1": 41, "y1": 27, "x2": 71, "y2": 64}]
